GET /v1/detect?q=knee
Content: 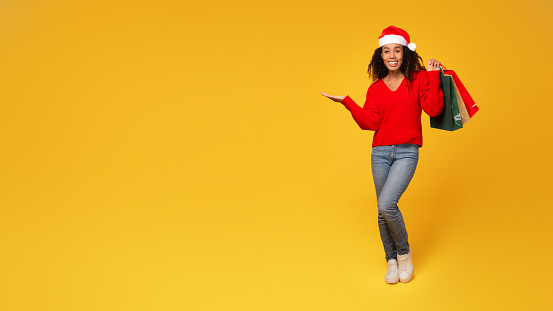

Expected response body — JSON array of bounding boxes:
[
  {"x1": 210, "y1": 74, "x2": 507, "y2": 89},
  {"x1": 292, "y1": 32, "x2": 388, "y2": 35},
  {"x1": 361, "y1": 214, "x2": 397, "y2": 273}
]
[{"x1": 377, "y1": 197, "x2": 397, "y2": 217}]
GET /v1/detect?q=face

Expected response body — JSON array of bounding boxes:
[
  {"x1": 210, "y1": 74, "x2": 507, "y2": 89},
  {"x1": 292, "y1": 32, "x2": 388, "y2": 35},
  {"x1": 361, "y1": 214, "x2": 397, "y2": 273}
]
[{"x1": 381, "y1": 43, "x2": 403, "y2": 72}]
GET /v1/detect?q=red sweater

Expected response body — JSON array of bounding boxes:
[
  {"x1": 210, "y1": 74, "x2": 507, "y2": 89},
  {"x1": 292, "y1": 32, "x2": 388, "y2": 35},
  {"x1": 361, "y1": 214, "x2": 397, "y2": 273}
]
[{"x1": 341, "y1": 70, "x2": 443, "y2": 147}]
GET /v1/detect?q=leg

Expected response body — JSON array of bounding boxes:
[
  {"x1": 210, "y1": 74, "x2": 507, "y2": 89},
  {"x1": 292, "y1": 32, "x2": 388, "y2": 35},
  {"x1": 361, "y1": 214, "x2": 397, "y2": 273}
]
[
  {"x1": 371, "y1": 144, "x2": 419, "y2": 261},
  {"x1": 371, "y1": 146, "x2": 395, "y2": 261},
  {"x1": 376, "y1": 145, "x2": 419, "y2": 256}
]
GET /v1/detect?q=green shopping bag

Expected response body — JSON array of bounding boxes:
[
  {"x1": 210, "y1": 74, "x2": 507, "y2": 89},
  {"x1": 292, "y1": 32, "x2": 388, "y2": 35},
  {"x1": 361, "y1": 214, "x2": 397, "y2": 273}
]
[{"x1": 430, "y1": 67, "x2": 463, "y2": 131}]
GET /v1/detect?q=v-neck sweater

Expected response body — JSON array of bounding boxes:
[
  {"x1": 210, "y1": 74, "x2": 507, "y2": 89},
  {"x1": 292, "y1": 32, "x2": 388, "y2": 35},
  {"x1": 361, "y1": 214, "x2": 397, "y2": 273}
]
[{"x1": 340, "y1": 70, "x2": 443, "y2": 148}]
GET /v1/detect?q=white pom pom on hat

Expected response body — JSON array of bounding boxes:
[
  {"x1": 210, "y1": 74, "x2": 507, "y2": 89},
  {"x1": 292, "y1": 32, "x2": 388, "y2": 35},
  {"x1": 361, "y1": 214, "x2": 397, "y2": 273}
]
[{"x1": 378, "y1": 25, "x2": 417, "y2": 52}]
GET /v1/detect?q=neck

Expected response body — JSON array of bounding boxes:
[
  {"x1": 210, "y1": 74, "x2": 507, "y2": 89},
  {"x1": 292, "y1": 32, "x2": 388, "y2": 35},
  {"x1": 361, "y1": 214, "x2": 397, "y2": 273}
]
[{"x1": 385, "y1": 70, "x2": 404, "y2": 80}]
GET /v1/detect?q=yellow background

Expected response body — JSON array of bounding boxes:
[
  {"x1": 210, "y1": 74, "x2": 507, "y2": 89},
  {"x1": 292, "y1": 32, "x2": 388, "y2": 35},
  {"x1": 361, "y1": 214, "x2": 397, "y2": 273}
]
[{"x1": 1, "y1": 0, "x2": 552, "y2": 310}]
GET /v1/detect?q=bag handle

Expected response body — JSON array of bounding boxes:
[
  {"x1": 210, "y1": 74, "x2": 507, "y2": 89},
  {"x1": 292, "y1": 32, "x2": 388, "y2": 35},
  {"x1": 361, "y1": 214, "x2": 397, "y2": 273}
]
[{"x1": 439, "y1": 64, "x2": 447, "y2": 70}]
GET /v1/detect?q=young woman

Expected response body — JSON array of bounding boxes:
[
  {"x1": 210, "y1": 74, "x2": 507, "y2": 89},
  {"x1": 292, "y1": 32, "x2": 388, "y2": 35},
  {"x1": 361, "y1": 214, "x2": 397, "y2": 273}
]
[{"x1": 321, "y1": 25, "x2": 444, "y2": 284}]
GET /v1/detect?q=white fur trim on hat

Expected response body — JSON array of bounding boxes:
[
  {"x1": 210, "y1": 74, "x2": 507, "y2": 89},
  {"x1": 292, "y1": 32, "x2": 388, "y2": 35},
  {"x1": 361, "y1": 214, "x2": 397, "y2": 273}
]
[
  {"x1": 378, "y1": 35, "x2": 408, "y2": 48},
  {"x1": 407, "y1": 42, "x2": 416, "y2": 51}
]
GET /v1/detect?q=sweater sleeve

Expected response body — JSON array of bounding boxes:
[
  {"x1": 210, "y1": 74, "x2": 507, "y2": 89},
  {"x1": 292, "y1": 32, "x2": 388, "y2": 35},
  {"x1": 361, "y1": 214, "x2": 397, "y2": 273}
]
[
  {"x1": 340, "y1": 88, "x2": 381, "y2": 131},
  {"x1": 419, "y1": 70, "x2": 444, "y2": 117}
]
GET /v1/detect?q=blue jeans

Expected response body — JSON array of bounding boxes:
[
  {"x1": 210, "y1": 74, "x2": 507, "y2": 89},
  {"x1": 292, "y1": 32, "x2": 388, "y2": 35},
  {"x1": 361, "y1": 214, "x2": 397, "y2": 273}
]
[{"x1": 371, "y1": 144, "x2": 419, "y2": 262}]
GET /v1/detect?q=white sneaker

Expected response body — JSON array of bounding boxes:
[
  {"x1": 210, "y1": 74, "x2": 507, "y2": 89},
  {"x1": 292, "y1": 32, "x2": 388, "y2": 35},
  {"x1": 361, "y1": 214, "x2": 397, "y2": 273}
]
[
  {"x1": 397, "y1": 249, "x2": 413, "y2": 283},
  {"x1": 384, "y1": 259, "x2": 399, "y2": 284}
]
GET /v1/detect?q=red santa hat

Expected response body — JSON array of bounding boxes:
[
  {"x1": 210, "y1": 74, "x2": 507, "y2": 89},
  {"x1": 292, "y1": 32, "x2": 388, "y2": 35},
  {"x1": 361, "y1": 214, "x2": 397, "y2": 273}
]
[{"x1": 378, "y1": 25, "x2": 417, "y2": 52}]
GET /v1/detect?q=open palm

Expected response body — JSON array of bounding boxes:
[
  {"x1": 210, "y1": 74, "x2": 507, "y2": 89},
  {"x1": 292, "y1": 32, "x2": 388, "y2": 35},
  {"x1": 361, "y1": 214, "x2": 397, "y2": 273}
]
[{"x1": 321, "y1": 92, "x2": 345, "y2": 103}]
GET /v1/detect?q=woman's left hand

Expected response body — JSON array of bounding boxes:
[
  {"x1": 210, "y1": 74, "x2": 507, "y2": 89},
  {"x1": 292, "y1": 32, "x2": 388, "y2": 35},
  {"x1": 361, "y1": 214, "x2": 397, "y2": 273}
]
[{"x1": 427, "y1": 59, "x2": 441, "y2": 71}]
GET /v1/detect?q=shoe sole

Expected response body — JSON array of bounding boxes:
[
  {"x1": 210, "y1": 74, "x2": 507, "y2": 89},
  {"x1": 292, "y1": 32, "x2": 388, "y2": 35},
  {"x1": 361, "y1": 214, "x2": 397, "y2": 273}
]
[{"x1": 399, "y1": 274, "x2": 412, "y2": 283}]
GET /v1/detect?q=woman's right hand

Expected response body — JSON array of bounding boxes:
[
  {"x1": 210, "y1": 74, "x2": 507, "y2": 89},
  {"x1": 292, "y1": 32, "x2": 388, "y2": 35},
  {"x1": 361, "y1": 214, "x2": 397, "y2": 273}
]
[{"x1": 321, "y1": 92, "x2": 345, "y2": 103}]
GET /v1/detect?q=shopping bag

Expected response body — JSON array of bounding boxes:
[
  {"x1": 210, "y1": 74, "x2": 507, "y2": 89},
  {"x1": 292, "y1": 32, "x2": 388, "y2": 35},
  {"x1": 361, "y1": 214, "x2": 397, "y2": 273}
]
[
  {"x1": 442, "y1": 65, "x2": 479, "y2": 118},
  {"x1": 445, "y1": 73, "x2": 470, "y2": 125},
  {"x1": 430, "y1": 67, "x2": 463, "y2": 131}
]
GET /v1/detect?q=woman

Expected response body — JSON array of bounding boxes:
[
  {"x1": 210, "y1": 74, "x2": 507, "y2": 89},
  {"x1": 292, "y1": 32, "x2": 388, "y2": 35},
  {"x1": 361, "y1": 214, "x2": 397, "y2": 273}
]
[{"x1": 321, "y1": 25, "x2": 444, "y2": 284}]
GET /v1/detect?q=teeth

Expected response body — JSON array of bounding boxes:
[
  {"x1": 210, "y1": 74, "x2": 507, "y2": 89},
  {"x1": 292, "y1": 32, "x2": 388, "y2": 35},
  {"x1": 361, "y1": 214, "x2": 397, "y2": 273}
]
[{"x1": 389, "y1": 61, "x2": 398, "y2": 65}]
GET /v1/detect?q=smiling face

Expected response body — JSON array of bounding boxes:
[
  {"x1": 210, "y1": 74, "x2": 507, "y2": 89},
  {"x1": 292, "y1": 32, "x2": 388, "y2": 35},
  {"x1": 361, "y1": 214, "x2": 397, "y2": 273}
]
[{"x1": 381, "y1": 43, "x2": 403, "y2": 72}]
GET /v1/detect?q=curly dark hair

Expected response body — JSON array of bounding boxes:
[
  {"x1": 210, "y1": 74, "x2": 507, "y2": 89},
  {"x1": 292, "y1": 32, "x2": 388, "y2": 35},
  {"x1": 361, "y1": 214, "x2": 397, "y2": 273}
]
[{"x1": 367, "y1": 45, "x2": 426, "y2": 91}]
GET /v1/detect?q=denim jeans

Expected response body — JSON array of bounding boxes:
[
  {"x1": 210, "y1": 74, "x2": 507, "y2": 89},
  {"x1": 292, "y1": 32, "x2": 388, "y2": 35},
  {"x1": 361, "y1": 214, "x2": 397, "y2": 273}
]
[{"x1": 371, "y1": 144, "x2": 419, "y2": 262}]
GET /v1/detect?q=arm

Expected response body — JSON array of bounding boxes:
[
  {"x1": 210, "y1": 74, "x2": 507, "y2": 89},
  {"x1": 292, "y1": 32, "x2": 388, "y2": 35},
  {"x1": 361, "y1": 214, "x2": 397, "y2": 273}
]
[
  {"x1": 419, "y1": 70, "x2": 444, "y2": 117},
  {"x1": 341, "y1": 88, "x2": 381, "y2": 131}
]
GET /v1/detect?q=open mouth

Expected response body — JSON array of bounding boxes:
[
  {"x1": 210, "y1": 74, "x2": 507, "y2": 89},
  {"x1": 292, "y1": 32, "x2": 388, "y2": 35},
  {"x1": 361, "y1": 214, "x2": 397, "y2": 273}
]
[{"x1": 388, "y1": 61, "x2": 398, "y2": 67}]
